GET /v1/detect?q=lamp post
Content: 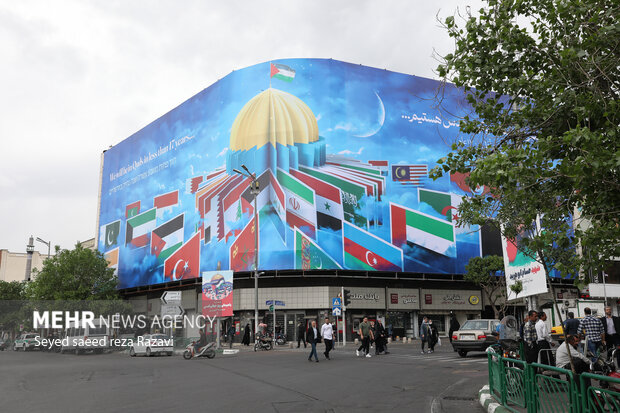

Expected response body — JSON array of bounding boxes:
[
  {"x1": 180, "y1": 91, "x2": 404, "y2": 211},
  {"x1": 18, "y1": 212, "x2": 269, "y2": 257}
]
[
  {"x1": 233, "y1": 165, "x2": 260, "y2": 345},
  {"x1": 36, "y1": 237, "x2": 51, "y2": 258}
]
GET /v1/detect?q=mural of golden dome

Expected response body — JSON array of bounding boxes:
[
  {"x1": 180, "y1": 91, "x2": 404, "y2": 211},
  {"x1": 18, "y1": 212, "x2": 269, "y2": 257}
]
[{"x1": 230, "y1": 88, "x2": 319, "y2": 151}]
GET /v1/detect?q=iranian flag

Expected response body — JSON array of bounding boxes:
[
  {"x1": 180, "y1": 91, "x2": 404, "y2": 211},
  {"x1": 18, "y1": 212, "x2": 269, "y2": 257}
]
[
  {"x1": 390, "y1": 202, "x2": 456, "y2": 257},
  {"x1": 125, "y1": 208, "x2": 156, "y2": 248},
  {"x1": 151, "y1": 213, "x2": 184, "y2": 262},
  {"x1": 417, "y1": 188, "x2": 463, "y2": 222},
  {"x1": 277, "y1": 168, "x2": 317, "y2": 239},
  {"x1": 290, "y1": 169, "x2": 344, "y2": 230},
  {"x1": 270, "y1": 63, "x2": 295, "y2": 82},
  {"x1": 294, "y1": 228, "x2": 341, "y2": 270}
]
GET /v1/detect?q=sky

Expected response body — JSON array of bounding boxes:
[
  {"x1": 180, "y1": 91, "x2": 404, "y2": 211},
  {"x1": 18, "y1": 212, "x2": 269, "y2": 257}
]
[{"x1": 0, "y1": 0, "x2": 482, "y2": 254}]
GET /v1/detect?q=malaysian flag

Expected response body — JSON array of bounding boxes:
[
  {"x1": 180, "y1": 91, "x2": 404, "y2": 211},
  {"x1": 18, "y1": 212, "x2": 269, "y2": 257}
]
[{"x1": 391, "y1": 164, "x2": 428, "y2": 186}]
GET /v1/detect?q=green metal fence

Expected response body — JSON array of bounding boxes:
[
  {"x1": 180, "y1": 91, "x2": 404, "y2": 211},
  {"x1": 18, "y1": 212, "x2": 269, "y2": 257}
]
[{"x1": 487, "y1": 354, "x2": 620, "y2": 412}]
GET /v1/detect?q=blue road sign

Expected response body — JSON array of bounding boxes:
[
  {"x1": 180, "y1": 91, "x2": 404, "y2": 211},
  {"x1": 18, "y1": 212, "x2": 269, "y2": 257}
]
[
  {"x1": 266, "y1": 300, "x2": 273, "y2": 305},
  {"x1": 332, "y1": 297, "x2": 342, "y2": 308},
  {"x1": 266, "y1": 300, "x2": 285, "y2": 306}
]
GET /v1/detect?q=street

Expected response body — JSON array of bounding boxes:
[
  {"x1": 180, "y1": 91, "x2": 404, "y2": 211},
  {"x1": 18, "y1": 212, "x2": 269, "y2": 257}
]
[{"x1": 1, "y1": 342, "x2": 487, "y2": 412}]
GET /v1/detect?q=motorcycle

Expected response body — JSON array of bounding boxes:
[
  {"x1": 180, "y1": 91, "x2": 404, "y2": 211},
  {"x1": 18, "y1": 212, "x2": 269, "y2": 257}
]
[
  {"x1": 254, "y1": 333, "x2": 273, "y2": 351},
  {"x1": 183, "y1": 341, "x2": 216, "y2": 360},
  {"x1": 274, "y1": 332, "x2": 286, "y2": 346}
]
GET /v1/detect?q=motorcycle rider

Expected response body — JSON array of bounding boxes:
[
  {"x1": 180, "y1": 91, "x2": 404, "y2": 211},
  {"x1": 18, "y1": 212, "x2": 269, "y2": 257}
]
[{"x1": 194, "y1": 328, "x2": 207, "y2": 356}]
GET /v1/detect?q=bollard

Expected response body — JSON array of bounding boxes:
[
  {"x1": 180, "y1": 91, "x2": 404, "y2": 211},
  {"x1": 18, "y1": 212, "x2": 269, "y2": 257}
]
[
  {"x1": 387, "y1": 337, "x2": 392, "y2": 344},
  {"x1": 354, "y1": 338, "x2": 359, "y2": 346}
]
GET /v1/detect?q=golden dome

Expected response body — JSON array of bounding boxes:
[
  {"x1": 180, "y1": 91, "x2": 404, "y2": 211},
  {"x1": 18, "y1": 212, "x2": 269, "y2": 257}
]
[{"x1": 230, "y1": 88, "x2": 319, "y2": 151}]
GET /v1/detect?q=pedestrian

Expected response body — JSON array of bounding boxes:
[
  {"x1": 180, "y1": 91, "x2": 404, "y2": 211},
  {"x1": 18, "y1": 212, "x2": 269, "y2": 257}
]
[
  {"x1": 369, "y1": 320, "x2": 376, "y2": 350},
  {"x1": 387, "y1": 323, "x2": 393, "y2": 340},
  {"x1": 356, "y1": 316, "x2": 373, "y2": 358},
  {"x1": 563, "y1": 312, "x2": 579, "y2": 337},
  {"x1": 297, "y1": 321, "x2": 307, "y2": 348},
  {"x1": 307, "y1": 320, "x2": 320, "y2": 363},
  {"x1": 601, "y1": 306, "x2": 620, "y2": 361},
  {"x1": 420, "y1": 317, "x2": 430, "y2": 354},
  {"x1": 449, "y1": 313, "x2": 460, "y2": 352},
  {"x1": 578, "y1": 307, "x2": 605, "y2": 361},
  {"x1": 428, "y1": 320, "x2": 439, "y2": 353},
  {"x1": 242, "y1": 323, "x2": 251, "y2": 346},
  {"x1": 321, "y1": 317, "x2": 334, "y2": 360},
  {"x1": 375, "y1": 319, "x2": 388, "y2": 355},
  {"x1": 536, "y1": 311, "x2": 555, "y2": 365},
  {"x1": 556, "y1": 334, "x2": 592, "y2": 390},
  {"x1": 227, "y1": 323, "x2": 236, "y2": 349},
  {"x1": 523, "y1": 310, "x2": 539, "y2": 364},
  {"x1": 519, "y1": 315, "x2": 528, "y2": 340}
]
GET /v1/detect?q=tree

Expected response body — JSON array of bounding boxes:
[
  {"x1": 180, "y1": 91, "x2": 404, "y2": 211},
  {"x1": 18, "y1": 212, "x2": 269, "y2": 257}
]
[
  {"x1": 27, "y1": 243, "x2": 120, "y2": 301},
  {"x1": 0, "y1": 280, "x2": 26, "y2": 300},
  {"x1": 433, "y1": 0, "x2": 620, "y2": 279},
  {"x1": 465, "y1": 255, "x2": 508, "y2": 319}
]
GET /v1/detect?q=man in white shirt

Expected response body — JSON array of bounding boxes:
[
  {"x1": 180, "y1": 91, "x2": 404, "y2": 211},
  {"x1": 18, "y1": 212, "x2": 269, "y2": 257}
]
[
  {"x1": 555, "y1": 334, "x2": 592, "y2": 389},
  {"x1": 321, "y1": 317, "x2": 334, "y2": 360},
  {"x1": 536, "y1": 311, "x2": 555, "y2": 365}
]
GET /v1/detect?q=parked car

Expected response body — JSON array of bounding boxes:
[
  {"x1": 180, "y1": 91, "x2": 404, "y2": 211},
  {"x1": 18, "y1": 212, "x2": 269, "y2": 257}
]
[
  {"x1": 550, "y1": 318, "x2": 583, "y2": 342},
  {"x1": 13, "y1": 333, "x2": 41, "y2": 351},
  {"x1": 129, "y1": 334, "x2": 173, "y2": 357},
  {"x1": 451, "y1": 319, "x2": 500, "y2": 358}
]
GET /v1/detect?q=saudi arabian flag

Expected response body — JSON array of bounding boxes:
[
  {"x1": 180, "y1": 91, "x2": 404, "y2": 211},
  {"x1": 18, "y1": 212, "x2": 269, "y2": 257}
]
[
  {"x1": 270, "y1": 63, "x2": 295, "y2": 82},
  {"x1": 294, "y1": 228, "x2": 341, "y2": 270}
]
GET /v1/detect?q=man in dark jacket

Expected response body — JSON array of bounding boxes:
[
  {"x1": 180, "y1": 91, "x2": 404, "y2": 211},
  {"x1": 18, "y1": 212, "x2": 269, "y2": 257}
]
[
  {"x1": 601, "y1": 306, "x2": 620, "y2": 362},
  {"x1": 563, "y1": 312, "x2": 580, "y2": 337},
  {"x1": 449, "y1": 313, "x2": 460, "y2": 352},
  {"x1": 297, "y1": 321, "x2": 307, "y2": 348},
  {"x1": 306, "y1": 320, "x2": 320, "y2": 362}
]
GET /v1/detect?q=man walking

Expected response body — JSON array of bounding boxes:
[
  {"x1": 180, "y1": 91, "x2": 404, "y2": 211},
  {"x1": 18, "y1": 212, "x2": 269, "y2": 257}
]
[
  {"x1": 523, "y1": 310, "x2": 539, "y2": 363},
  {"x1": 536, "y1": 311, "x2": 555, "y2": 365},
  {"x1": 321, "y1": 317, "x2": 334, "y2": 360},
  {"x1": 307, "y1": 320, "x2": 320, "y2": 363},
  {"x1": 420, "y1": 316, "x2": 430, "y2": 354},
  {"x1": 563, "y1": 312, "x2": 580, "y2": 337},
  {"x1": 601, "y1": 306, "x2": 620, "y2": 360},
  {"x1": 297, "y1": 320, "x2": 307, "y2": 348},
  {"x1": 356, "y1": 316, "x2": 373, "y2": 358},
  {"x1": 578, "y1": 307, "x2": 605, "y2": 361},
  {"x1": 449, "y1": 313, "x2": 460, "y2": 352}
]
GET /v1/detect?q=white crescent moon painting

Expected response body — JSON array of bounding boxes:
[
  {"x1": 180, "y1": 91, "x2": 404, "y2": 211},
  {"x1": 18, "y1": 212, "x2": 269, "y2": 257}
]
[
  {"x1": 171, "y1": 259, "x2": 184, "y2": 281},
  {"x1": 353, "y1": 91, "x2": 385, "y2": 138}
]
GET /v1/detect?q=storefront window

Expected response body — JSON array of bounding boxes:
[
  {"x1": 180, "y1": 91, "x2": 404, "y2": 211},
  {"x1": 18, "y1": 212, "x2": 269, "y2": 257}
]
[{"x1": 418, "y1": 315, "x2": 446, "y2": 334}]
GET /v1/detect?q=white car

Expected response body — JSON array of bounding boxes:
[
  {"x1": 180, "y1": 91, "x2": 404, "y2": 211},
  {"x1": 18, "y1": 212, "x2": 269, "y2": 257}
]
[
  {"x1": 13, "y1": 333, "x2": 40, "y2": 351},
  {"x1": 129, "y1": 334, "x2": 174, "y2": 357}
]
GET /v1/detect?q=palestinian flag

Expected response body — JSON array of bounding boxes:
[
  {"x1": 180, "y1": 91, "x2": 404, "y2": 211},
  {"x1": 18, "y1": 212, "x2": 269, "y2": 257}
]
[
  {"x1": 343, "y1": 221, "x2": 403, "y2": 271},
  {"x1": 390, "y1": 202, "x2": 456, "y2": 257},
  {"x1": 270, "y1": 63, "x2": 295, "y2": 82},
  {"x1": 277, "y1": 168, "x2": 317, "y2": 239},
  {"x1": 163, "y1": 232, "x2": 200, "y2": 281},
  {"x1": 229, "y1": 215, "x2": 258, "y2": 272},
  {"x1": 125, "y1": 200, "x2": 140, "y2": 218},
  {"x1": 151, "y1": 213, "x2": 184, "y2": 261},
  {"x1": 125, "y1": 208, "x2": 156, "y2": 248},
  {"x1": 417, "y1": 188, "x2": 463, "y2": 222},
  {"x1": 294, "y1": 228, "x2": 341, "y2": 270},
  {"x1": 100, "y1": 220, "x2": 120, "y2": 249},
  {"x1": 104, "y1": 248, "x2": 119, "y2": 276},
  {"x1": 290, "y1": 169, "x2": 344, "y2": 230}
]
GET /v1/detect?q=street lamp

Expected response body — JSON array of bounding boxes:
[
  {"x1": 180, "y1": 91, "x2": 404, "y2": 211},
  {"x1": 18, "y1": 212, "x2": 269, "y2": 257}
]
[
  {"x1": 232, "y1": 165, "x2": 260, "y2": 344},
  {"x1": 36, "y1": 237, "x2": 51, "y2": 258}
]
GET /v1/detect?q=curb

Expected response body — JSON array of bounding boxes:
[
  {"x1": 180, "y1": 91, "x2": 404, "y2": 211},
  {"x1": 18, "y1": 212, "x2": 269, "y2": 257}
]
[{"x1": 478, "y1": 385, "x2": 511, "y2": 413}]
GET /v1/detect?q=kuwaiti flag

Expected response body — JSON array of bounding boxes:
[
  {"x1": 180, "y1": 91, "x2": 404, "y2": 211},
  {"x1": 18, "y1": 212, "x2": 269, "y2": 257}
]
[
  {"x1": 163, "y1": 232, "x2": 200, "y2": 281},
  {"x1": 154, "y1": 190, "x2": 179, "y2": 218},
  {"x1": 151, "y1": 213, "x2": 184, "y2": 261},
  {"x1": 277, "y1": 168, "x2": 317, "y2": 239},
  {"x1": 270, "y1": 63, "x2": 295, "y2": 82},
  {"x1": 104, "y1": 247, "x2": 119, "y2": 277},
  {"x1": 294, "y1": 228, "x2": 341, "y2": 270},
  {"x1": 125, "y1": 200, "x2": 140, "y2": 218},
  {"x1": 417, "y1": 188, "x2": 463, "y2": 223},
  {"x1": 125, "y1": 208, "x2": 156, "y2": 248},
  {"x1": 290, "y1": 169, "x2": 344, "y2": 230},
  {"x1": 390, "y1": 202, "x2": 456, "y2": 258},
  {"x1": 343, "y1": 221, "x2": 403, "y2": 271},
  {"x1": 99, "y1": 220, "x2": 120, "y2": 249}
]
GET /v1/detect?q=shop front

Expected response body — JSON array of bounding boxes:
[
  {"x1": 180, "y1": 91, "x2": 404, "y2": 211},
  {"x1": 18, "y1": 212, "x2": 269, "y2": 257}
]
[
  {"x1": 386, "y1": 288, "x2": 419, "y2": 339},
  {"x1": 419, "y1": 289, "x2": 482, "y2": 336},
  {"x1": 330, "y1": 286, "x2": 386, "y2": 340}
]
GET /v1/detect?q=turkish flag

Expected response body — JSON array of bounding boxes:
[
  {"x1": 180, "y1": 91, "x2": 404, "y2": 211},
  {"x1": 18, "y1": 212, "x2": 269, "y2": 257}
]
[{"x1": 163, "y1": 232, "x2": 200, "y2": 281}]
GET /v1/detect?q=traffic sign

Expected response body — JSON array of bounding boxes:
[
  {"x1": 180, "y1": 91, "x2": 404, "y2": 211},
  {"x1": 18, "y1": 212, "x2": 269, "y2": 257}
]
[
  {"x1": 332, "y1": 307, "x2": 342, "y2": 316},
  {"x1": 269, "y1": 304, "x2": 274, "y2": 312},
  {"x1": 161, "y1": 304, "x2": 184, "y2": 317},
  {"x1": 332, "y1": 297, "x2": 342, "y2": 308},
  {"x1": 161, "y1": 291, "x2": 182, "y2": 304},
  {"x1": 266, "y1": 300, "x2": 285, "y2": 306},
  {"x1": 275, "y1": 300, "x2": 285, "y2": 307}
]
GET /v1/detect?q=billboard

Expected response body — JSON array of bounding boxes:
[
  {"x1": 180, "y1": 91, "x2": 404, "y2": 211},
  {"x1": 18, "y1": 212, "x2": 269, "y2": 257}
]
[
  {"x1": 202, "y1": 270, "x2": 234, "y2": 318},
  {"x1": 98, "y1": 58, "x2": 485, "y2": 289}
]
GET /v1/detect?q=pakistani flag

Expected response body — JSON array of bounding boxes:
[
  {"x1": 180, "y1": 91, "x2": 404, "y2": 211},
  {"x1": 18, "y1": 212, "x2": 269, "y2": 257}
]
[
  {"x1": 390, "y1": 202, "x2": 456, "y2": 257},
  {"x1": 151, "y1": 213, "x2": 184, "y2": 262},
  {"x1": 100, "y1": 220, "x2": 120, "y2": 248},
  {"x1": 125, "y1": 208, "x2": 157, "y2": 248},
  {"x1": 294, "y1": 228, "x2": 341, "y2": 270},
  {"x1": 270, "y1": 63, "x2": 295, "y2": 82}
]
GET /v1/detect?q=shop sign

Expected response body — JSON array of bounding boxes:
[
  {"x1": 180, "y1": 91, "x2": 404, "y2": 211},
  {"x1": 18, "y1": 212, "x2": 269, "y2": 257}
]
[
  {"x1": 390, "y1": 294, "x2": 398, "y2": 304},
  {"x1": 425, "y1": 294, "x2": 432, "y2": 305},
  {"x1": 351, "y1": 292, "x2": 381, "y2": 301},
  {"x1": 386, "y1": 288, "x2": 420, "y2": 310},
  {"x1": 421, "y1": 289, "x2": 482, "y2": 310}
]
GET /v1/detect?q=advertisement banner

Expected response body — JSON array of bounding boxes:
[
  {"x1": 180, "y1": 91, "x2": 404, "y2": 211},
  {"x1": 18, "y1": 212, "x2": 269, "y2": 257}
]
[
  {"x1": 97, "y1": 58, "x2": 487, "y2": 288},
  {"x1": 202, "y1": 270, "x2": 234, "y2": 318}
]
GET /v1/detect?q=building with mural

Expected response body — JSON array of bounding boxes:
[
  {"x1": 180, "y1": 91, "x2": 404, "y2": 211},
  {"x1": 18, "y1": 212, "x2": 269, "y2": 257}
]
[{"x1": 97, "y1": 58, "x2": 574, "y2": 340}]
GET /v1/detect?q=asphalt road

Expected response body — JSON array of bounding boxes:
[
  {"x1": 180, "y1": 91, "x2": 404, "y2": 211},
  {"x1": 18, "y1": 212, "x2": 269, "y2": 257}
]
[{"x1": 0, "y1": 342, "x2": 487, "y2": 413}]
